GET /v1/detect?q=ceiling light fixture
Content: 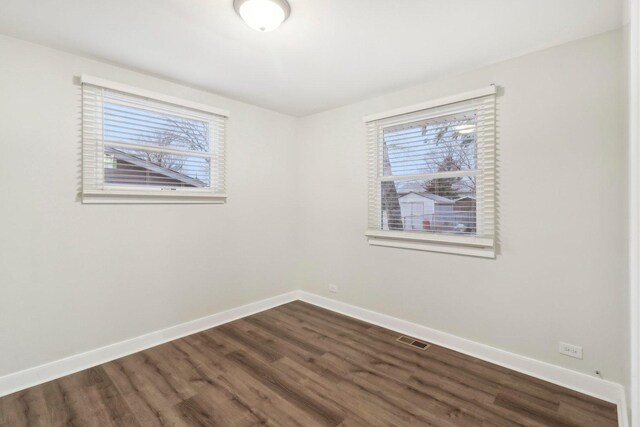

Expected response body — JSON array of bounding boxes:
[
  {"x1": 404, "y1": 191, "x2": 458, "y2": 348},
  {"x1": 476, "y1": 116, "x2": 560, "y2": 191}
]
[{"x1": 233, "y1": 0, "x2": 290, "y2": 32}]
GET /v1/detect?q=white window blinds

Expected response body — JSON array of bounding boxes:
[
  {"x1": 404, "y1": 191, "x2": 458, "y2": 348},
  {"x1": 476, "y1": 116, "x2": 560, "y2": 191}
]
[
  {"x1": 365, "y1": 87, "x2": 496, "y2": 257},
  {"x1": 81, "y1": 76, "x2": 228, "y2": 203}
]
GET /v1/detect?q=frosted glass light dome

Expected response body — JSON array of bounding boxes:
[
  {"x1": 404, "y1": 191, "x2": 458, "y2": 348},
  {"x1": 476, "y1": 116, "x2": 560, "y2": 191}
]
[{"x1": 233, "y1": 0, "x2": 291, "y2": 32}]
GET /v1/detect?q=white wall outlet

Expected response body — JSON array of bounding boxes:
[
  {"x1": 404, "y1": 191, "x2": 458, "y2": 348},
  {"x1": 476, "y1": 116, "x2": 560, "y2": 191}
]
[
  {"x1": 559, "y1": 342, "x2": 583, "y2": 359},
  {"x1": 328, "y1": 284, "x2": 338, "y2": 293}
]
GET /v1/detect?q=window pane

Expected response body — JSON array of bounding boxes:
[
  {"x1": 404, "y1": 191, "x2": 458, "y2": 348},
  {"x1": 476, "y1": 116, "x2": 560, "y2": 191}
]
[
  {"x1": 382, "y1": 112, "x2": 477, "y2": 177},
  {"x1": 104, "y1": 102, "x2": 209, "y2": 153},
  {"x1": 380, "y1": 178, "x2": 477, "y2": 234},
  {"x1": 82, "y1": 83, "x2": 227, "y2": 201}
]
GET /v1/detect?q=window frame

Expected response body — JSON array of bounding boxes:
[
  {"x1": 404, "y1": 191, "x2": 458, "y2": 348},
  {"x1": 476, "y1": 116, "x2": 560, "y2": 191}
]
[
  {"x1": 364, "y1": 86, "x2": 497, "y2": 258},
  {"x1": 80, "y1": 75, "x2": 229, "y2": 204}
]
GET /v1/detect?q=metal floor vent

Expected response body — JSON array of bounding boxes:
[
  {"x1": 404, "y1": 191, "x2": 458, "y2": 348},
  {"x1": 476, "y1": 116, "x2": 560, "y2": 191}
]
[{"x1": 397, "y1": 335, "x2": 431, "y2": 350}]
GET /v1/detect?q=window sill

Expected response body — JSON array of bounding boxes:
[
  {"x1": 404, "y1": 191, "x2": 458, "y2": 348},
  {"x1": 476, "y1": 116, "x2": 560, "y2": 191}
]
[
  {"x1": 365, "y1": 230, "x2": 495, "y2": 258},
  {"x1": 82, "y1": 190, "x2": 227, "y2": 204}
]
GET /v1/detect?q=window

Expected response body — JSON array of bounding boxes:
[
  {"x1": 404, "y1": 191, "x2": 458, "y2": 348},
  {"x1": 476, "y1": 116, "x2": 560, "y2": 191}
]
[
  {"x1": 365, "y1": 87, "x2": 496, "y2": 257},
  {"x1": 81, "y1": 75, "x2": 228, "y2": 203}
]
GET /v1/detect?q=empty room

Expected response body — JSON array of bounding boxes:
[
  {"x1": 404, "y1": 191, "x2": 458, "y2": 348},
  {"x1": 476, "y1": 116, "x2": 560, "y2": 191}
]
[{"x1": 0, "y1": 0, "x2": 639, "y2": 426}]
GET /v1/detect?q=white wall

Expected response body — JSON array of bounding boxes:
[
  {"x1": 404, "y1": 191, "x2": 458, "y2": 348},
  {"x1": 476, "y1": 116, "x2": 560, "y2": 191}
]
[
  {"x1": 295, "y1": 29, "x2": 629, "y2": 384},
  {"x1": 0, "y1": 35, "x2": 299, "y2": 377}
]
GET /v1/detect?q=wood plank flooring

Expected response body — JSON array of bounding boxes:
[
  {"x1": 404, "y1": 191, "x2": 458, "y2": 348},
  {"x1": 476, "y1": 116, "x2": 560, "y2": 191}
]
[{"x1": 0, "y1": 301, "x2": 618, "y2": 426}]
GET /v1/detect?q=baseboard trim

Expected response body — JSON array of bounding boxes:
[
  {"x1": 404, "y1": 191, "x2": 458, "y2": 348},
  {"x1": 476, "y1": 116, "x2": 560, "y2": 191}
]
[
  {"x1": 297, "y1": 291, "x2": 629, "y2": 427},
  {"x1": 0, "y1": 291, "x2": 300, "y2": 398}
]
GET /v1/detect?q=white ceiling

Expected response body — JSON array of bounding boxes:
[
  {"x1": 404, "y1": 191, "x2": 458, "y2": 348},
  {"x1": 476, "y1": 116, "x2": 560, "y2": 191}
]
[{"x1": 0, "y1": 0, "x2": 624, "y2": 116}]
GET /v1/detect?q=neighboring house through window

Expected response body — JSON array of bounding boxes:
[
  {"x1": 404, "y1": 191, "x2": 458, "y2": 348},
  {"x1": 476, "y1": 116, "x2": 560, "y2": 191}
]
[{"x1": 365, "y1": 86, "x2": 496, "y2": 257}]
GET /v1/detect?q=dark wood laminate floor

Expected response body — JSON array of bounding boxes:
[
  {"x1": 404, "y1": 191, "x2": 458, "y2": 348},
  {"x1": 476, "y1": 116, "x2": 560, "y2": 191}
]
[{"x1": 0, "y1": 301, "x2": 618, "y2": 427}]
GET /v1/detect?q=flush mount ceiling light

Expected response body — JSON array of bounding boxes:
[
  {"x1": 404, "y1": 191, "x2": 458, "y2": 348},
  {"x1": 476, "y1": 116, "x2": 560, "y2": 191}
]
[{"x1": 233, "y1": 0, "x2": 291, "y2": 32}]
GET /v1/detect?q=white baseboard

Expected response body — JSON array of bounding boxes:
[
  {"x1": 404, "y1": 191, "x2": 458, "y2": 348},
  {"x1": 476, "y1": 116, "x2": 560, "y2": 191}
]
[
  {"x1": 0, "y1": 291, "x2": 300, "y2": 398},
  {"x1": 297, "y1": 291, "x2": 629, "y2": 427},
  {"x1": 0, "y1": 289, "x2": 628, "y2": 427}
]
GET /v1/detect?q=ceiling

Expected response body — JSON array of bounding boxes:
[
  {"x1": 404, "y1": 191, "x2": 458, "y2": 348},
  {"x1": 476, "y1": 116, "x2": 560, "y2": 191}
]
[{"x1": 0, "y1": 0, "x2": 624, "y2": 116}]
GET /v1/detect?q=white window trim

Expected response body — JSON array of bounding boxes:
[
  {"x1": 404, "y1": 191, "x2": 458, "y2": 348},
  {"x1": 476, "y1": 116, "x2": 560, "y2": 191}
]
[
  {"x1": 364, "y1": 230, "x2": 495, "y2": 258},
  {"x1": 80, "y1": 75, "x2": 230, "y2": 117},
  {"x1": 364, "y1": 86, "x2": 497, "y2": 258},
  {"x1": 80, "y1": 75, "x2": 228, "y2": 204},
  {"x1": 362, "y1": 86, "x2": 495, "y2": 123},
  {"x1": 81, "y1": 190, "x2": 228, "y2": 204}
]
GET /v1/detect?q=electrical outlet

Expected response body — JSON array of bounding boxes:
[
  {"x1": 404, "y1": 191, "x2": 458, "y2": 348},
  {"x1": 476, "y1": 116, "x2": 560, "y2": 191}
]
[
  {"x1": 328, "y1": 284, "x2": 338, "y2": 293},
  {"x1": 559, "y1": 342, "x2": 583, "y2": 359}
]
